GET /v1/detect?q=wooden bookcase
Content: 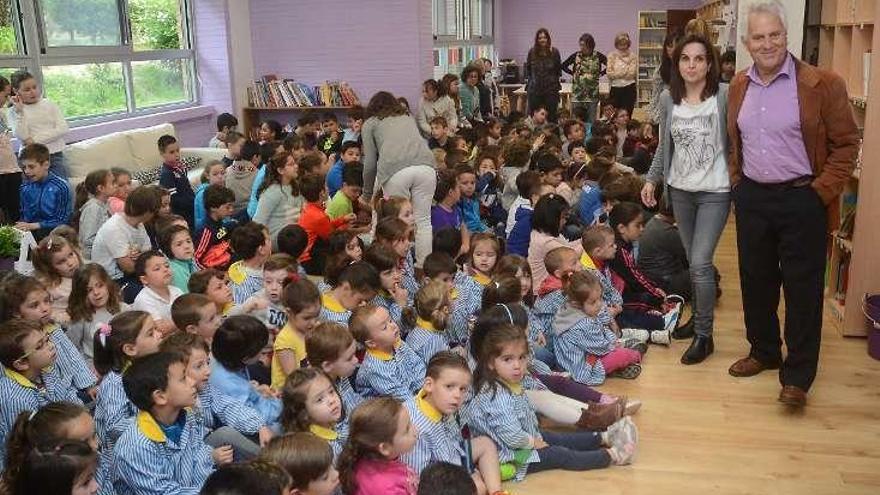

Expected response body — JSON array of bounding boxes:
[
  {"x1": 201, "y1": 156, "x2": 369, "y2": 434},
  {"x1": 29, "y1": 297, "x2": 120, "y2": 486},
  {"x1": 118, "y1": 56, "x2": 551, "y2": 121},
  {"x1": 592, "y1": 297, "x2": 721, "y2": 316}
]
[
  {"x1": 818, "y1": 0, "x2": 879, "y2": 336},
  {"x1": 637, "y1": 11, "x2": 668, "y2": 109}
]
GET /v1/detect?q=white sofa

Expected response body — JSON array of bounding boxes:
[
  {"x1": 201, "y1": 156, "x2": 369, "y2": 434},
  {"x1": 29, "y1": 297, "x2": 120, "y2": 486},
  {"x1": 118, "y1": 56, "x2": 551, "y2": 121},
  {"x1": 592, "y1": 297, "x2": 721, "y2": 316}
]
[{"x1": 64, "y1": 123, "x2": 226, "y2": 184}]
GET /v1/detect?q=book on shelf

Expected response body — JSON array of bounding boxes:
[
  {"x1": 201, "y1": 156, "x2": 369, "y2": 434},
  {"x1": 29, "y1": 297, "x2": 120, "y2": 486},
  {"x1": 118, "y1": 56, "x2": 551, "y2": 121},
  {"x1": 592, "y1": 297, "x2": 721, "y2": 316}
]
[{"x1": 247, "y1": 75, "x2": 361, "y2": 109}]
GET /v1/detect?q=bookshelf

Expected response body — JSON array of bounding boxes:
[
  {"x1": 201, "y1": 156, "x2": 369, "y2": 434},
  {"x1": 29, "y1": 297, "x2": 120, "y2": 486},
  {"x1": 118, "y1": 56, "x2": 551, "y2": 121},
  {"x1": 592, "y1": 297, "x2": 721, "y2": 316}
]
[
  {"x1": 696, "y1": 0, "x2": 736, "y2": 52},
  {"x1": 638, "y1": 11, "x2": 668, "y2": 109},
  {"x1": 242, "y1": 76, "x2": 361, "y2": 141},
  {"x1": 818, "y1": 0, "x2": 879, "y2": 337}
]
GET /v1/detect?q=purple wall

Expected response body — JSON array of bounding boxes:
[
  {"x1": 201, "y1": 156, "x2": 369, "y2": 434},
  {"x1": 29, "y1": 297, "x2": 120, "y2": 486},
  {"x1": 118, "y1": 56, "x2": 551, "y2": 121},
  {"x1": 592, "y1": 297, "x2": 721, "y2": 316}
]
[
  {"x1": 249, "y1": 0, "x2": 433, "y2": 119},
  {"x1": 499, "y1": 0, "x2": 702, "y2": 65}
]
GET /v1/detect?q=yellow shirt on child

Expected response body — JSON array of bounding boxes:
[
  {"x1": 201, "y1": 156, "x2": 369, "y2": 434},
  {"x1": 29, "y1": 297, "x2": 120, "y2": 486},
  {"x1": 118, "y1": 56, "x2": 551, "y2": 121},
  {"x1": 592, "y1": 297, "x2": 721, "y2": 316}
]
[{"x1": 271, "y1": 323, "x2": 307, "y2": 390}]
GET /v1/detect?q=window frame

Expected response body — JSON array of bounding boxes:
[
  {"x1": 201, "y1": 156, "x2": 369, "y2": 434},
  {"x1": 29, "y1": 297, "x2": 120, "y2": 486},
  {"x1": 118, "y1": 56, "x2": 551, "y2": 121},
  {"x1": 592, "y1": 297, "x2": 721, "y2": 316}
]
[{"x1": 0, "y1": 0, "x2": 199, "y2": 126}]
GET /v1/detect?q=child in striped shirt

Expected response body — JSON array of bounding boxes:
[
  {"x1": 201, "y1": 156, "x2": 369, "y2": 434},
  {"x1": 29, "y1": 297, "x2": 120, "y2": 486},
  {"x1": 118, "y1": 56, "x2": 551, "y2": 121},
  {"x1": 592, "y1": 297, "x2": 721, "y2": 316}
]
[
  {"x1": 272, "y1": 278, "x2": 321, "y2": 391},
  {"x1": 338, "y1": 397, "x2": 419, "y2": 495},
  {"x1": 260, "y1": 432, "x2": 340, "y2": 495},
  {"x1": 0, "y1": 274, "x2": 97, "y2": 396},
  {"x1": 160, "y1": 332, "x2": 272, "y2": 461},
  {"x1": 553, "y1": 271, "x2": 643, "y2": 384},
  {"x1": 376, "y1": 197, "x2": 418, "y2": 292},
  {"x1": 0, "y1": 319, "x2": 83, "y2": 470},
  {"x1": 306, "y1": 322, "x2": 365, "y2": 415},
  {"x1": 93, "y1": 311, "x2": 162, "y2": 486},
  {"x1": 373, "y1": 217, "x2": 419, "y2": 299},
  {"x1": 404, "y1": 281, "x2": 453, "y2": 366},
  {"x1": 582, "y1": 223, "x2": 668, "y2": 345},
  {"x1": 228, "y1": 221, "x2": 273, "y2": 304},
  {"x1": 112, "y1": 352, "x2": 223, "y2": 494},
  {"x1": 469, "y1": 324, "x2": 637, "y2": 482},
  {"x1": 350, "y1": 305, "x2": 426, "y2": 402},
  {"x1": 280, "y1": 368, "x2": 347, "y2": 460},
  {"x1": 364, "y1": 243, "x2": 411, "y2": 333},
  {"x1": 422, "y1": 252, "x2": 483, "y2": 348},
  {"x1": 320, "y1": 260, "x2": 380, "y2": 325},
  {"x1": 401, "y1": 352, "x2": 509, "y2": 495},
  {"x1": 532, "y1": 246, "x2": 581, "y2": 344},
  {"x1": 2, "y1": 402, "x2": 98, "y2": 492}
]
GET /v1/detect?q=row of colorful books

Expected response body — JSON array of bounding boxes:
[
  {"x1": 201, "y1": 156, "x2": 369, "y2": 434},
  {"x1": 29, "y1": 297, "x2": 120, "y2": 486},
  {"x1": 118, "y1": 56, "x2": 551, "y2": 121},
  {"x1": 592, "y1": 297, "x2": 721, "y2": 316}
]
[{"x1": 247, "y1": 75, "x2": 360, "y2": 108}]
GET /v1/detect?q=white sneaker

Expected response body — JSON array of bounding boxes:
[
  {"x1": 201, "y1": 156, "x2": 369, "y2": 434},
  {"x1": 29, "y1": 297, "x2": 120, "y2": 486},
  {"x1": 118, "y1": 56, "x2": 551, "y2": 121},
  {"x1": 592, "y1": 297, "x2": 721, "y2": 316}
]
[
  {"x1": 650, "y1": 329, "x2": 671, "y2": 346},
  {"x1": 606, "y1": 416, "x2": 638, "y2": 465},
  {"x1": 621, "y1": 328, "x2": 649, "y2": 343}
]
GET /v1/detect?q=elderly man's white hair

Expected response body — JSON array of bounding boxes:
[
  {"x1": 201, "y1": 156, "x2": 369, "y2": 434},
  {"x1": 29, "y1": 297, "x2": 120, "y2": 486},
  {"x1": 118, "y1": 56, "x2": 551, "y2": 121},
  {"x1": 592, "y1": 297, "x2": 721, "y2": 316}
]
[{"x1": 741, "y1": 0, "x2": 789, "y2": 39}]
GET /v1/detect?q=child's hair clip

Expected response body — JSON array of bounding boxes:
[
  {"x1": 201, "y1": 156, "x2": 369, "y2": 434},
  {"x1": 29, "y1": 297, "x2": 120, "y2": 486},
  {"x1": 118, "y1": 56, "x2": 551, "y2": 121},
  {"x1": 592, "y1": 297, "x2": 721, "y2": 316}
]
[{"x1": 98, "y1": 323, "x2": 112, "y2": 346}]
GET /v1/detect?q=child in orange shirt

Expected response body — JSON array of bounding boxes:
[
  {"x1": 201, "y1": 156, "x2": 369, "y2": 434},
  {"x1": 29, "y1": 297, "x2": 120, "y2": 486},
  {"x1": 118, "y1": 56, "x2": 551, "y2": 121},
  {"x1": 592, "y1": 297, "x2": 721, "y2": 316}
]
[{"x1": 297, "y1": 173, "x2": 355, "y2": 276}]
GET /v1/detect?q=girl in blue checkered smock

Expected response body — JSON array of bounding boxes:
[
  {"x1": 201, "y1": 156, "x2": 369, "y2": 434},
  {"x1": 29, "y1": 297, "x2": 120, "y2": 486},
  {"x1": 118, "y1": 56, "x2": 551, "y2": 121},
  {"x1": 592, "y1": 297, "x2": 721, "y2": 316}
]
[
  {"x1": 469, "y1": 324, "x2": 638, "y2": 482},
  {"x1": 280, "y1": 368, "x2": 348, "y2": 462},
  {"x1": 403, "y1": 281, "x2": 453, "y2": 366},
  {"x1": 2, "y1": 402, "x2": 98, "y2": 493},
  {"x1": 364, "y1": 243, "x2": 411, "y2": 334}
]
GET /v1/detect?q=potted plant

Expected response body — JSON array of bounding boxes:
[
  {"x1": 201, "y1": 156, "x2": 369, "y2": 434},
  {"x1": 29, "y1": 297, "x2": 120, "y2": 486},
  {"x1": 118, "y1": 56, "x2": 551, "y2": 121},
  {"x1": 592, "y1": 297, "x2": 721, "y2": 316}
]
[{"x1": 0, "y1": 225, "x2": 21, "y2": 272}]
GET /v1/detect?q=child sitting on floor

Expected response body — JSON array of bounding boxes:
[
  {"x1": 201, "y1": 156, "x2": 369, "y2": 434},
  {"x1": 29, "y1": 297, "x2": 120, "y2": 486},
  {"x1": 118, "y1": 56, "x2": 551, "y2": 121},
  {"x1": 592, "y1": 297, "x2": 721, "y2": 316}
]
[
  {"x1": 350, "y1": 305, "x2": 425, "y2": 402},
  {"x1": 112, "y1": 352, "x2": 222, "y2": 493},
  {"x1": 319, "y1": 260, "x2": 380, "y2": 325},
  {"x1": 280, "y1": 368, "x2": 347, "y2": 460},
  {"x1": 469, "y1": 324, "x2": 637, "y2": 481},
  {"x1": 306, "y1": 322, "x2": 365, "y2": 416},
  {"x1": 228, "y1": 221, "x2": 273, "y2": 304},
  {"x1": 553, "y1": 271, "x2": 642, "y2": 383},
  {"x1": 337, "y1": 397, "x2": 419, "y2": 495},
  {"x1": 131, "y1": 250, "x2": 181, "y2": 336}
]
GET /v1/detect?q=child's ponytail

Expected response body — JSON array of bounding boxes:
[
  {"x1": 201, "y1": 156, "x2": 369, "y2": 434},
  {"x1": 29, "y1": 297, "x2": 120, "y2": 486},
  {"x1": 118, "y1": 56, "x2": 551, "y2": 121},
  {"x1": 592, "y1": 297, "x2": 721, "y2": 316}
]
[
  {"x1": 72, "y1": 169, "x2": 112, "y2": 230},
  {"x1": 480, "y1": 276, "x2": 523, "y2": 310},
  {"x1": 337, "y1": 397, "x2": 404, "y2": 495},
  {"x1": 93, "y1": 311, "x2": 151, "y2": 375},
  {"x1": 1, "y1": 401, "x2": 89, "y2": 492},
  {"x1": 402, "y1": 280, "x2": 449, "y2": 330}
]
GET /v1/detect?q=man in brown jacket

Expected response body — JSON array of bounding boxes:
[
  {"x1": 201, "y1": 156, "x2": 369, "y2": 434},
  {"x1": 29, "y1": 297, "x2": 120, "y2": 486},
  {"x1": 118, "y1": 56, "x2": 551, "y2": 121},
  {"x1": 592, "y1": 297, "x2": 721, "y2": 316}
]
[{"x1": 727, "y1": 1, "x2": 858, "y2": 407}]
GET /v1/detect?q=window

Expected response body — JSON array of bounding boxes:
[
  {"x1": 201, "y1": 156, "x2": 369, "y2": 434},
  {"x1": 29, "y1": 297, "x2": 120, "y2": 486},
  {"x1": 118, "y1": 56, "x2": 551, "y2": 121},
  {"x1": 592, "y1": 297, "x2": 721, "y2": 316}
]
[
  {"x1": 0, "y1": 0, "x2": 196, "y2": 124},
  {"x1": 432, "y1": 0, "x2": 495, "y2": 79}
]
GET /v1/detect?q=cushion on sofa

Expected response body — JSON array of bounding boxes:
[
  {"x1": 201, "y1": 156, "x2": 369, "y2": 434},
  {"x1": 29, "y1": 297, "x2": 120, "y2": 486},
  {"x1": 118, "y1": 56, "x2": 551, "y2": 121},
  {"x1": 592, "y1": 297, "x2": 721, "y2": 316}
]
[
  {"x1": 126, "y1": 123, "x2": 177, "y2": 171},
  {"x1": 64, "y1": 133, "x2": 132, "y2": 179}
]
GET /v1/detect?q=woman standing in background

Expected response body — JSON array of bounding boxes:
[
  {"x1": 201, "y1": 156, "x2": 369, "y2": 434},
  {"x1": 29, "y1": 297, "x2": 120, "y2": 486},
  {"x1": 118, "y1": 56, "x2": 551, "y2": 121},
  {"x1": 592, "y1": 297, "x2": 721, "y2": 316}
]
[
  {"x1": 607, "y1": 32, "x2": 638, "y2": 117},
  {"x1": 525, "y1": 28, "x2": 562, "y2": 122}
]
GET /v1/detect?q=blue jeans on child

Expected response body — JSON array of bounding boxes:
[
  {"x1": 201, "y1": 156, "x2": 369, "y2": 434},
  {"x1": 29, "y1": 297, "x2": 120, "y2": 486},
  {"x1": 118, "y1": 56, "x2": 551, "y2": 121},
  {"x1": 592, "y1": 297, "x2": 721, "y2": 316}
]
[{"x1": 526, "y1": 429, "x2": 611, "y2": 473}]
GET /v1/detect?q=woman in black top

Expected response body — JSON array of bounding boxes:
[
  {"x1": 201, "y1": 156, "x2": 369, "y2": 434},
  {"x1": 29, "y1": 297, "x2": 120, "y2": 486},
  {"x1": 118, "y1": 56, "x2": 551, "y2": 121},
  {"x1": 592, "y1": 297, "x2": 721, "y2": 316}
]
[{"x1": 524, "y1": 28, "x2": 562, "y2": 123}]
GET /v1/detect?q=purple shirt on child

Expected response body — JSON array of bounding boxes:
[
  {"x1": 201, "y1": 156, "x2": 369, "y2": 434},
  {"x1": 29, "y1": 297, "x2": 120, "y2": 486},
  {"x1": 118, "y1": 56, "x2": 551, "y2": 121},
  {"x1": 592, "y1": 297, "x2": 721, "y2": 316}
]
[
  {"x1": 737, "y1": 53, "x2": 812, "y2": 184},
  {"x1": 431, "y1": 204, "x2": 461, "y2": 231}
]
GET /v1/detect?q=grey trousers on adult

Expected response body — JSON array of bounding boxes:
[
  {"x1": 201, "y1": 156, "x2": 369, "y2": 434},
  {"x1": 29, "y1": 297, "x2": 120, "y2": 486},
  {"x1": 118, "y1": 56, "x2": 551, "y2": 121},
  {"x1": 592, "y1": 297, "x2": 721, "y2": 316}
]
[
  {"x1": 668, "y1": 187, "x2": 730, "y2": 337},
  {"x1": 383, "y1": 165, "x2": 437, "y2": 266}
]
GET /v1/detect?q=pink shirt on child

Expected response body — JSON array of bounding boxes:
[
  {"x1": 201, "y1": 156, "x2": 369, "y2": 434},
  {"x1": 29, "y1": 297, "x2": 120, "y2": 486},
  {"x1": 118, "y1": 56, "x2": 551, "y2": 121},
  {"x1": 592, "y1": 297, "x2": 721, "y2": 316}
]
[
  {"x1": 353, "y1": 458, "x2": 418, "y2": 495},
  {"x1": 108, "y1": 197, "x2": 125, "y2": 214}
]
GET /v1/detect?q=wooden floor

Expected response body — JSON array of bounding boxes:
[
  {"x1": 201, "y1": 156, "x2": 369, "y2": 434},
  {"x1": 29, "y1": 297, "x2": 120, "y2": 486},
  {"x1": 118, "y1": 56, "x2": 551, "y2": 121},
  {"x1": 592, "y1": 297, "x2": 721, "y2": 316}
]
[{"x1": 509, "y1": 220, "x2": 880, "y2": 494}]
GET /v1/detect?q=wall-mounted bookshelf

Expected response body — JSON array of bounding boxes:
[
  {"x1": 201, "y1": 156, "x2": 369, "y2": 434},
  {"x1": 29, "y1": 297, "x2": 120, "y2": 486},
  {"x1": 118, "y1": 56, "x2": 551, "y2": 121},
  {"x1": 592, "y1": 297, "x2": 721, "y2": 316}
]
[
  {"x1": 637, "y1": 11, "x2": 668, "y2": 108},
  {"x1": 818, "y1": 0, "x2": 878, "y2": 337}
]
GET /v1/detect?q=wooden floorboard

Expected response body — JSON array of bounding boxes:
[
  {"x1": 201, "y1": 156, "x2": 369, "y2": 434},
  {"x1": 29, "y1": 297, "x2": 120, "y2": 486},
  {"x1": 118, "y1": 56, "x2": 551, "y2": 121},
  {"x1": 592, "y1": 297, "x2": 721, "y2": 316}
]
[{"x1": 506, "y1": 220, "x2": 880, "y2": 494}]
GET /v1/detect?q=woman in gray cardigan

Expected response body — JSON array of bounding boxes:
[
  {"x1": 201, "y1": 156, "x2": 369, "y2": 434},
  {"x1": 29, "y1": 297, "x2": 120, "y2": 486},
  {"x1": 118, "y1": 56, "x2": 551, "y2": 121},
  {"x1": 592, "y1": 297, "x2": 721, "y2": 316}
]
[
  {"x1": 362, "y1": 91, "x2": 437, "y2": 265},
  {"x1": 641, "y1": 34, "x2": 730, "y2": 365}
]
